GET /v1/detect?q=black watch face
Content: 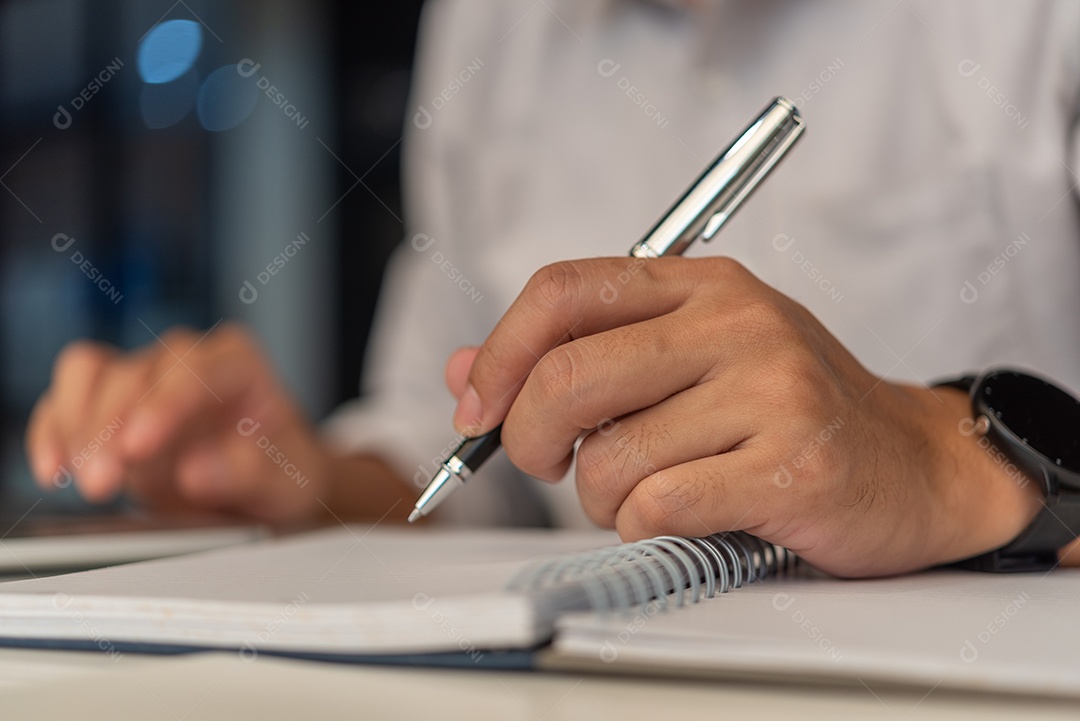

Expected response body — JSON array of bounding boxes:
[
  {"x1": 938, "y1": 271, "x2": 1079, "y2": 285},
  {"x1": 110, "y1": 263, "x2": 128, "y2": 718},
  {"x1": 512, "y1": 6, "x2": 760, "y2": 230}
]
[{"x1": 976, "y1": 371, "x2": 1080, "y2": 477}]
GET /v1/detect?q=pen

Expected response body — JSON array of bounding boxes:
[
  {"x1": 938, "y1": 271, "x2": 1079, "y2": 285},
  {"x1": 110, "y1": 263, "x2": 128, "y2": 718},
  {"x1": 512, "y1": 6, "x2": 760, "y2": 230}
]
[{"x1": 408, "y1": 96, "x2": 806, "y2": 523}]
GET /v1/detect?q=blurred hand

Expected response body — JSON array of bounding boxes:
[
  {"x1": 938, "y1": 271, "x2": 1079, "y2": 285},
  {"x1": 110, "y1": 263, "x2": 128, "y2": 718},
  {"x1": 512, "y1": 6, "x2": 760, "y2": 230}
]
[
  {"x1": 26, "y1": 324, "x2": 330, "y2": 521},
  {"x1": 445, "y1": 257, "x2": 1044, "y2": 577}
]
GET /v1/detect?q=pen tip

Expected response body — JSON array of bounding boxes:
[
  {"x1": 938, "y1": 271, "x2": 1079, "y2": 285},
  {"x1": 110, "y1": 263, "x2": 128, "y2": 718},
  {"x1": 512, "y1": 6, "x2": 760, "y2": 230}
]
[{"x1": 407, "y1": 509, "x2": 422, "y2": 524}]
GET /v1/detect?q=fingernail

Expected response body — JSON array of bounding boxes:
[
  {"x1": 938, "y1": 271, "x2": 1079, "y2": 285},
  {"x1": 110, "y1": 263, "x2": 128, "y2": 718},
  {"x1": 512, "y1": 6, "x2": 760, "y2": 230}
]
[{"x1": 453, "y1": 385, "x2": 484, "y2": 435}]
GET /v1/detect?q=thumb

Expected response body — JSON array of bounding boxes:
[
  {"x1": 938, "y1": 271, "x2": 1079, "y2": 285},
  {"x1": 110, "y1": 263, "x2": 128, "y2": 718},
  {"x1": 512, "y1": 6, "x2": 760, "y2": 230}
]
[{"x1": 445, "y1": 345, "x2": 480, "y2": 400}]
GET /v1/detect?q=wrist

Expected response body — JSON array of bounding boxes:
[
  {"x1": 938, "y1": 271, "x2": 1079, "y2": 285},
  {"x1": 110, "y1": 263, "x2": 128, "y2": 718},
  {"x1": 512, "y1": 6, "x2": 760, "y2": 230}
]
[{"x1": 925, "y1": 386, "x2": 1043, "y2": 565}]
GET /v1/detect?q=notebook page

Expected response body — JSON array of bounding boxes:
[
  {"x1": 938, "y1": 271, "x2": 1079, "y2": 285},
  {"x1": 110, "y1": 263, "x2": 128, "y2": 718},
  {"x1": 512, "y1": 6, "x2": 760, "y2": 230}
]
[{"x1": 551, "y1": 569, "x2": 1080, "y2": 697}]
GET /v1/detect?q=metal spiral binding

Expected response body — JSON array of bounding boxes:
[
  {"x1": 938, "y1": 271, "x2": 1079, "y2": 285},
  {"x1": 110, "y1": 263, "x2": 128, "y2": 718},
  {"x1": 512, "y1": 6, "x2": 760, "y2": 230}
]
[{"x1": 507, "y1": 531, "x2": 797, "y2": 614}]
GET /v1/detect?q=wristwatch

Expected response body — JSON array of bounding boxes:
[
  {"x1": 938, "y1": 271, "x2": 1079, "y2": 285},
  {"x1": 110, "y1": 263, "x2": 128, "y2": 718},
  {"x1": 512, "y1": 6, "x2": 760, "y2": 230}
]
[{"x1": 937, "y1": 369, "x2": 1080, "y2": 572}]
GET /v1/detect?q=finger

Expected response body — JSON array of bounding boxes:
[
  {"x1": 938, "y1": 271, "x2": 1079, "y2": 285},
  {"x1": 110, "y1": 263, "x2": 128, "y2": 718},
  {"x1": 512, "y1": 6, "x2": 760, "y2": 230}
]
[
  {"x1": 25, "y1": 395, "x2": 67, "y2": 490},
  {"x1": 42, "y1": 341, "x2": 117, "y2": 492},
  {"x1": 122, "y1": 325, "x2": 270, "y2": 461},
  {"x1": 445, "y1": 346, "x2": 480, "y2": 400},
  {"x1": 456, "y1": 257, "x2": 707, "y2": 434},
  {"x1": 69, "y1": 352, "x2": 166, "y2": 502},
  {"x1": 500, "y1": 311, "x2": 722, "y2": 480},
  {"x1": 49, "y1": 341, "x2": 115, "y2": 459},
  {"x1": 574, "y1": 382, "x2": 759, "y2": 527},
  {"x1": 614, "y1": 449, "x2": 776, "y2": 542}
]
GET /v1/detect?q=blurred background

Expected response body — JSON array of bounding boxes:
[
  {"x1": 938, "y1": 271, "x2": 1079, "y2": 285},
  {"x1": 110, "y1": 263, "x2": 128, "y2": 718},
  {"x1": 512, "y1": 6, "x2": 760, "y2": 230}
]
[{"x1": 0, "y1": 0, "x2": 425, "y2": 513}]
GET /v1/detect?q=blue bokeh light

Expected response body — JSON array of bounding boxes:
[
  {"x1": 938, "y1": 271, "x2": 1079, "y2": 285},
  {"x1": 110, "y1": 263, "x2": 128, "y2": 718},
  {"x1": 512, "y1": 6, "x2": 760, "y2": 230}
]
[
  {"x1": 197, "y1": 64, "x2": 259, "y2": 132},
  {"x1": 137, "y1": 20, "x2": 203, "y2": 84}
]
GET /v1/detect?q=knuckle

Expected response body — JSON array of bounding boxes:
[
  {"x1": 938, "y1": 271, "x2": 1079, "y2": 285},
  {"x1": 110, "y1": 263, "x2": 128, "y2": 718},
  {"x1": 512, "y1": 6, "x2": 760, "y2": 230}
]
[
  {"x1": 145, "y1": 369, "x2": 211, "y2": 414},
  {"x1": 531, "y1": 344, "x2": 590, "y2": 408},
  {"x1": 53, "y1": 341, "x2": 111, "y2": 381},
  {"x1": 736, "y1": 298, "x2": 792, "y2": 339},
  {"x1": 527, "y1": 261, "x2": 585, "y2": 311},
  {"x1": 633, "y1": 471, "x2": 710, "y2": 533},
  {"x1": 711, "y1": 297, "x2": 803, "y2": 364},
  {"x1": 706, "y1": 255, "x2": 751, "y2": 279},
  {"x1": 215, "y1": 324, "x2": 268, "y2": 380},
  {"x1": 577, "y1": 422, "x2": 673, "y2": 530},
  {"x1": 159, "y1": 326, "x2": 201, "y2": 354},
  {"x1": 159, "y1": 325, "x2": 199, "y2": 345},
  {"x1": 217, "y1": 323, "x2": 258, "y2": 354},
  {"x1": 610, "y1": 423, "x2": 667, "y2": 478}
]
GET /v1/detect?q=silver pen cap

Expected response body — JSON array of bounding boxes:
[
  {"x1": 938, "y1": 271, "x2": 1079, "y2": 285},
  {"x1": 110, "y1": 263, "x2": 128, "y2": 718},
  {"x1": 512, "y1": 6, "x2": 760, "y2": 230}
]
[{"x1": 630, "y1": 97, "x2": 805, "y2": 259}]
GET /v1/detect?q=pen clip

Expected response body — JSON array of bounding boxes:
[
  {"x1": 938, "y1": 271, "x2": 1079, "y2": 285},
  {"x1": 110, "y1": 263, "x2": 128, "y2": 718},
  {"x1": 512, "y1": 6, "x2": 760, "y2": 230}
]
[
  {"x1": 699, "y1": 212, "x2": 726, "y2": 243},
  {"x1": 631, "y1": 97, "x2": 804, "y2": 258}
]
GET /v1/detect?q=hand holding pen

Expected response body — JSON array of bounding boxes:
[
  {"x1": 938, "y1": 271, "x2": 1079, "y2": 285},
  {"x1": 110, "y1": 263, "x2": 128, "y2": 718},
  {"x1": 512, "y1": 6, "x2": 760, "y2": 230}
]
[
  {"x1": 410, "y1": 98, "x2": 805, "y2": 522},
  {"x1": 413, "y1": 96, "x2": 1045, "y2": 579}
]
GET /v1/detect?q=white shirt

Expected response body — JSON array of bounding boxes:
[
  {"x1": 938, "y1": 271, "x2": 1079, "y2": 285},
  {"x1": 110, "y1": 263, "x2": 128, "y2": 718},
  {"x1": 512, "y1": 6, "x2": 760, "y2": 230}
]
[{"x1": 324, "y1": 0, "x2": 1080, "y2": 529}]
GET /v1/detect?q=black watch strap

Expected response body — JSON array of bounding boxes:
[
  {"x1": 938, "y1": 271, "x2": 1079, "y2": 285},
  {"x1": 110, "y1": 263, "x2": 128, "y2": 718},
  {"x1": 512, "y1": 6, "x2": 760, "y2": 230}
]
[
  {"x1": 960, "y1": 502, "x2": 1080, "y2": 572},
  {"x1": 936, "y1": 371, "x2": 1080, "y2": 572}
]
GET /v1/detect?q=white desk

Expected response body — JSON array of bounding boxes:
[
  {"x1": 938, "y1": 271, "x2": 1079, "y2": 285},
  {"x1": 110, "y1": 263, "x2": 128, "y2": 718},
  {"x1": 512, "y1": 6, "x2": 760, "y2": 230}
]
[{"x1": 1, "y1": 648, "x2": 1076, "y2": 720}]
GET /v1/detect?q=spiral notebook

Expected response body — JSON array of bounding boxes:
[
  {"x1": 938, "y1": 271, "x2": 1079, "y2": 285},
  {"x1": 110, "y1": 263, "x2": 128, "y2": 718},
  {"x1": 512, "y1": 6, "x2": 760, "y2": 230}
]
[
  {"x1": 0, "y1": 525, "x2": 1077, "y2": 697},
  {"x1": 0, "y1": 526, "x2": 790, "y2": 662}
]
